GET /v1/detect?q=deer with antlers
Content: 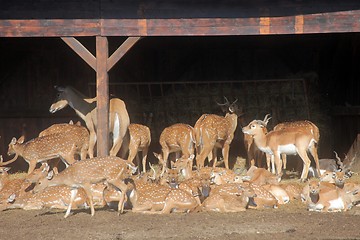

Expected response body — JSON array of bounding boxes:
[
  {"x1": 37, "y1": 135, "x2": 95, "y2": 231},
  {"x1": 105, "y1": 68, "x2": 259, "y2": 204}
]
[
  {"x1": 49, "y1": 86, "x2": 130, "y2": 158},
  {"x1": 242, "y1": 114, "x2": 320, "y2": 181},
  {"x1": 194, "y1": 97, "x2": 242, "y2": 169},
  {"x1": 32, "y1": 156, "x2": 137, "y2": 218}
]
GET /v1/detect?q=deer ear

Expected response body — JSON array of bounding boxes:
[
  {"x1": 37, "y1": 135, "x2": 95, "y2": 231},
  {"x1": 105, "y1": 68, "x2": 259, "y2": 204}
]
[
  {"x1": 41, "y1": 163, "x2": 50, "y2": 173},
  {"x1": 47, "y1": 170, "x2": 54, "y2": 180},
  {"x1": 69, "y1": 120, "x2": 74, "y2": 125},
  {"x1": 189, "y1": 154, "x2": 195, "y2": 160},
  {"x1": 18, "y1": 136, "x2": 25, "y2": 144},
  {"x1": 10, "y1": 137, "x2": 17, "y2": 145}
]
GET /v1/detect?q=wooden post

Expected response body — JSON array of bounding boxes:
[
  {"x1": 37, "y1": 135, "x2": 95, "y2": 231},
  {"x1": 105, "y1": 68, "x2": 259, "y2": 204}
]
[
  {"x1": 62, "y1": 36, "x2": 141, "y2": 157},
  {"x1": 96, "y1": 36, "x2": 109, "y2": 157}
]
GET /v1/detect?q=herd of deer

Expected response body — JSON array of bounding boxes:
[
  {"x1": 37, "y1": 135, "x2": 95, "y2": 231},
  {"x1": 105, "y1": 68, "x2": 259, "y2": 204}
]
[{"x1": 0, "y1": 85, "x2": 358, "y2": 218}]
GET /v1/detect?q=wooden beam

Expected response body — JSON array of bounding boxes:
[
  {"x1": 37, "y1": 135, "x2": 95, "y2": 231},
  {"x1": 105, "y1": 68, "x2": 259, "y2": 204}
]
[
  {"x1": 96, "y1": 36, "x2": 109, "y2": 157},
  {"x1": 0, "y1": 19, "x2": 99, "y2": 37},
  {"x1": 61, "y1": 37, "x2": 97, "y2": 71},
  {"x1": 1, "y1": 9, "x2": 360, "y2": 37},
  {"x1": 107, "y1": 37, "x2": 141, "y2": 71}
]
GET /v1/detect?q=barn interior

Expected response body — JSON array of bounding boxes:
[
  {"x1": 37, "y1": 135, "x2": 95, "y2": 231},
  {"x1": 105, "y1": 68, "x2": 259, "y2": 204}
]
[{"x1": 0, "y1": 33, "x2": 359, "y2": 172}]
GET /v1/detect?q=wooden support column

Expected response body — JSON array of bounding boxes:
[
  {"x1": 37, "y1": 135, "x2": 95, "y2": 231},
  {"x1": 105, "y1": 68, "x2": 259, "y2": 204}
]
[
  {"x1": 61, "y1": 36, "x2": 141, "y2": 157},
  {"x1": 96, "y1": 36, "x2": 109, "y2": 157}
]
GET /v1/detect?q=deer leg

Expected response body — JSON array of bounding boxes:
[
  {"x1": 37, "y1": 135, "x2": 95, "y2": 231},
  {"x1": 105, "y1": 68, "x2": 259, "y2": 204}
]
[
  {"x1": 142, "y1": 147, "x2": 149, "y2": 173},
  {"x1": 266, "y1": 154, "x2": 271, "y2": 172},
  {"x1": 64, "y1": 188, "x2": 78, "y2": 218},
  {"x1": 161, "y1": 149, "x2": 170, "y2": 175},
  {"x1": 270, "y1": 155, "x2": 276, "y2": 174},
  {"x1": 82, "y1": 183, "x2": 95, "y2": 216},
  {"x1": 196, "y1": 142, "x2": 214, "y2": 169},
  {"x1": 126, "y1": 144, "x2": 138, "y2": 166},
  {"x1": 281, "y1": 153, "x2": 287, "y2": 170},
  {"x1": 297, "y1": 149, "x2": 312, "y2": 181},
  {"x1": 222, "y1": 143, "x2": 230, "y2": 169},
  {"x1": 309, "y1": 144, "x2": 320, "y2": 177},
  {"x1": 109, "y1": 138, "x2": 123, "y2": 157},
  {"x1": 88, "y1": 130, "x2": 96, "y2": 158},
  {"x1": 27, "y1": 161, "x2": 37, "y2": 175},
  {"x1": 273, "y1": 152, "x2": 282, "y2": 176},
  {"x1": 108, "y1": 179, "x2": 128, "y2": 214}
]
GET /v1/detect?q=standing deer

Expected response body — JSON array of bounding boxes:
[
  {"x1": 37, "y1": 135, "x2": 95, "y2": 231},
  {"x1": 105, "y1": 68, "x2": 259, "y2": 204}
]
[
  {"x1": 194, "y1": 97, "x2": 242, "y2": 169},
  {"x1": 49, "y1": 86, "x2": 130, "y2": 158},
  {"x1": 156, "y1": 123, "x2": 196, "y2": 174},
  {"x1": 125, "y1": 123, "x2": 151, "y2": 173},
  {"x1": 33, "y1": 156, "x2": 137, "y2": 218},
  {"x1": 39, "y1": 120, "x2": 90, "y2": 160},
  {"x1": 242, "y1": 115, "x2": 320, "y2": 181},
  {"x1": 272, "y1": 120, "x2": 320, "y2": 174},
  {"x1": 4, "y1": 130, "x2": 87, "y2": 174}
]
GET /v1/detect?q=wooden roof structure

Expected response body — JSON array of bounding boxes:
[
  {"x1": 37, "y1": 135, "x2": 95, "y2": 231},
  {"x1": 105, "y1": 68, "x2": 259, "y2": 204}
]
[{"x1": 1, "y1": 0, "x2": 360, "y2": 156}]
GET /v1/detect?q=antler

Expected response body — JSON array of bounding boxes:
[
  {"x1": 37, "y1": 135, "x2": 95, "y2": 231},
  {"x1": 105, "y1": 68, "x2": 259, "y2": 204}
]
[
  {"x1": 334, "y1": 151, "x2": 344, "y2": 171},
  {"x1": 148, "y1": 162, "x2": 156, "y2": 181},
  {"x1": 260, "y1": 114, "x2": 272, "y2": 126},
  {"x1": 216, "y1": 96, "x2": 230, "y2": 106}
]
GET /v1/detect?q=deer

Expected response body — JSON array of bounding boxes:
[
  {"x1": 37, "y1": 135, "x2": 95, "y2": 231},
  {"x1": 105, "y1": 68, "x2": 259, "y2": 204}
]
[
  {"x1": 243, "y1": 160, "x2": 281, "y2": 186},
  {"x1": 4, "y1": 185, "x2": 89, "y2": 211},
  {"x1": 39, "y1": 120, "x2": 90, "y2": 160},
  {"x1": 242, "y1": 114, "x2": 320, "y2": 182},
  {"x1": 302, "y1": 179, "x2": 359, "y2": 212},
  {"x1": 49, "y1": 86, "x2": 130, "y2": 158},
  {"x1": 271, "y1": 119, "x2": 320, "y2": 175},
  {"x1": 202, "y1": 184, "x2": 256, "y2": 212},
  {"x1": 194, "y1": 97, "x2": 242, "y2": 169},
  {"x1": 32, "y1": 156, "x2": 137, "y2": 218},
  {"x1": 125, "y1": 123, "x2": 151, "y2": 173},
  {"x1": 3, "y1": 130, "x2": 85, "y2": 174},
  {"x1": 156, "y1": 123, "x2": 195, "y2": 175},
  {"x1": 127, "y1": 180, "x2": 199, "y2": 214},
  {"x1": 0, "y1": 163, "x2": 50, "y2": 205}
]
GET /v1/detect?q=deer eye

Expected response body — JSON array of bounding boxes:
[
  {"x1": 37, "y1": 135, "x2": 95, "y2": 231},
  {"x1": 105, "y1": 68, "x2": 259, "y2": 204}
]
[{"x1": 251, "y1": 125, "x2": 255, "y2": 128}]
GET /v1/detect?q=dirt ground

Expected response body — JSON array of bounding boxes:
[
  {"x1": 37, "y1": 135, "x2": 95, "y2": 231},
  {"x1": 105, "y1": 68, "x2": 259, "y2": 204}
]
[{"x1": 1, "y1": 200, "x2": 360, "y2": 240}]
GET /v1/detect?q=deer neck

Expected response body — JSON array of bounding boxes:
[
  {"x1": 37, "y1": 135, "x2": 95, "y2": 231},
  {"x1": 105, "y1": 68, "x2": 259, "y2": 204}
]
[
  {"x1": 13, "y1": 143, "x2": 26, "y2": 157},
  {"x1": 66, "y1": 89, "x2": 96, "y2": 120},
  {"x1": 252, "y1": 132, "x2": 268, "y2": 151},
  {"x1": 225, "y1": 113, "x2": 238, "y2": 131}
]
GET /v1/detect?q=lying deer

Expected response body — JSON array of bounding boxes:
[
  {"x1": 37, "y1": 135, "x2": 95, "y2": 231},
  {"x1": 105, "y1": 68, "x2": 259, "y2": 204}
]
[
  {"x1": 33, "y1": 156, "x2": 137, "y2": 218},
  {"x1": 128, "y1": 181, "x2": 199, "y2": 214},
  {"x1": 194, "y1": 97, "x2": 242, "y2": 169},
  {"x1": 50, "y1": 86, "x2": 130, "y2": 158},
  {"x1": 242, "y1": 115, "x2": 320, "y2": 181},
  {"x1": 302, "y1": 180, "x2": 360, "y2": 212},
  {"x1": 202, "y1": 185, "x2": 256, "y2": 212},
  {"x1": 157, "y1": 123, "x2": 196, "y2": 174},
  {"x1": 4, "y1": 185, "x2": 89, "y2": 211}
]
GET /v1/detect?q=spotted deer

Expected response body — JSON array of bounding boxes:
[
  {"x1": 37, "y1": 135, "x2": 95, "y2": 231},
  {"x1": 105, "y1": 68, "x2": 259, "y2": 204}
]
[
  {"x1": 244, "y1": 160, "x2": 281, "y2": 186},
  {"x1": 125, "y1": 123, "x2": 151, "y2": 173},
  {"x1": 202, "y1": 184, "x2": 256, "y2": 212},
  {"x1": 33, "y1": 156, "x2": 137, "y2": 218},
  {"x1": 242, "y1": 115, "x2": 320, "y2": 181},
  {"x1": 128, "y1": 181, "x2": 199, "y2": 214},
  {"x1": 0, "y1": 163, "x2": 50, "y2": 204},
  {"x1": 3, "y1": 131, "x2": 85, "y2": 174},
  {"x1": 39, "y1": 120, "x2": 90, "y2": 160},
  {"x1": 157, "y1": 123, "x2": 195, "y2": 174},
  {"x1": 194, "y1": 97, "x2": 242, "y2": 169},
  {"x1": 49, "y1": 86, "x2": 130, "y2": 158},
  {"x1": 4, "y1": 185, "x2": 89, "y2": 211}
]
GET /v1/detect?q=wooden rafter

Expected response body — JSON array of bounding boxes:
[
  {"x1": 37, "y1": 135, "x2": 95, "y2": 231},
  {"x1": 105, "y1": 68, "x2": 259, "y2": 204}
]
[{"x1": 60, "y1": 36, "x2": 140, "y2": 156}]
